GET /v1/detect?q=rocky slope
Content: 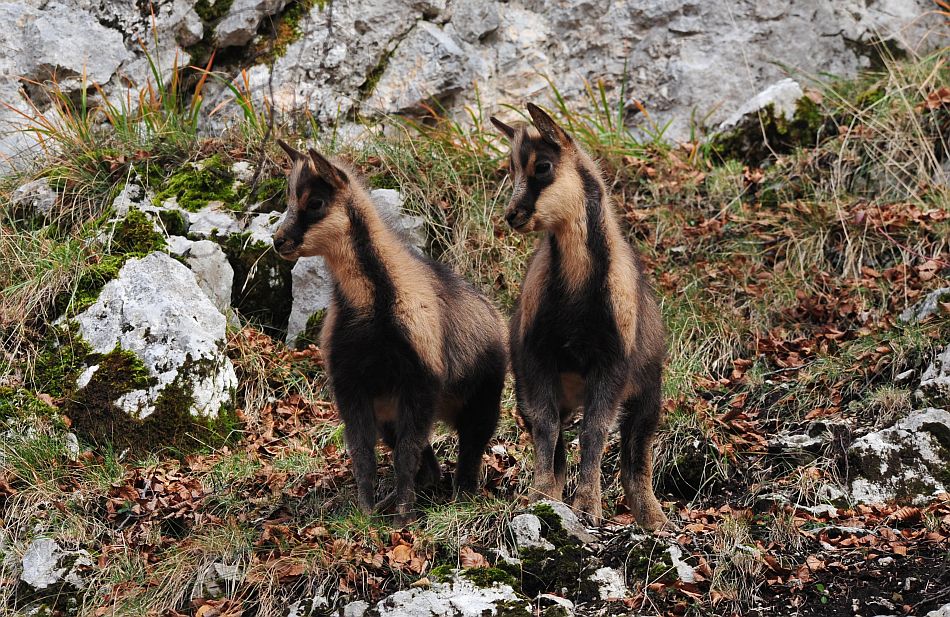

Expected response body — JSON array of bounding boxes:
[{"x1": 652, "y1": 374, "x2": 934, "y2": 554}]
[{"x1": 0, "y1": 0, "x2": 944, "y2": 163}]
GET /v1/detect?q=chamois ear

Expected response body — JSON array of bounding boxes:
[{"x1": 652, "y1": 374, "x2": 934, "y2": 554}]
[
  {"x1": 308, "y1": 148, "x2": 348, "y2": 189},
  {"x1": 277, "y1": 139, "x2": 303, "y2": 161},
  {"x1": 490, "y1": 116, "x2": 516, "y2": 140},
  {"x1": 526, "y1": 103, "x2": 571, "y2": 149}
]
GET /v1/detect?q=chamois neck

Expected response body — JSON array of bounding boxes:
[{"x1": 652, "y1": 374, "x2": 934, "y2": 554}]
[
  {"x1": 322, "y1": 192, "x2": 406, "y2": 310},
  {"x1": 548, "y1": 160, "x2": 611, "y2": 289}
]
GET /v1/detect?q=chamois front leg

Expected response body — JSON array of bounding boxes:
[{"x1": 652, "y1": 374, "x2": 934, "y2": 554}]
[
  {"x1": 517, "y1": 351, "x2": 563, "y2": 502},
  {"x1": 335, "y1": 389, "x2": 378, "y2": 515},
  {"x1": 390, "y1": 388, "x2": 436, "y2": 527},
  {"x1": 573, "y1": 364, "x2": 626, "y2": 525}
]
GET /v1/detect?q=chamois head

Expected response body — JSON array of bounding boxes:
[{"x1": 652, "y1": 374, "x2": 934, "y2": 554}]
[
  {"x1": 272, "y1": 140, "x2": 351, "y2": 260},
  {"x1": 491, "y1": 103, "x2": 582, "y2": 233}
]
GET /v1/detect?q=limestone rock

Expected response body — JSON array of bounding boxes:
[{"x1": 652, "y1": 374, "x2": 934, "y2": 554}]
[
  {"x1": 848, "y1": 408, "x2": 950, "y2": 505},
  {"x1": 927, "y1": 603, "x2": 950, "y2": 617},
  {"x1": 535, "y1": 499, "x2": 597, "y2": 544},
  {"x1": 719, "y1": 79, "x2": 806, "y2": 131},
  {"x1": 216, "y1": 0, "x2": 289, "y2": 47},
  {"x1": 362, "y1": 21, "x2": 474, "y2": 115},
  {"x1": 590, "y1": 566, "x2": 627, "y2": 600},
  {"x1": 20, "y1": 538, "x2": 93, "y2": 592},
  {"x1": 286, "y1": 257, "x2": 333, "y2": 348},
  {"x1": 921, "y1": 345, "x2": 950, "y2": 405},
  {"x1": 510, "y1": 513, "x2": 554, "y2": 551},
  {"x1": 167, "y1": 237, "x2": 235, "y2": 312},
  {"x1": 188, "y1": 203, "x2": 247, "y2": 239},
  {"x1": 355, "y1": 572, "x2": 528, "y2": 616},
  {"x1": 450, "y1": 0, "x2": 500, "y2": 43},
  {"x1": 73, "y1": 252, "x2": 237, "y2": 419},
  {"x1": 901, "y1": 287, "x2": 950, "y2": 322},
  {"x1": 11, "y1": 178, "x2": 57, "y2": 219}
]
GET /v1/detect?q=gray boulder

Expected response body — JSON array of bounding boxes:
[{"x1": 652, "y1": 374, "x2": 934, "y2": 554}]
[
  {"x1": 901, "y1": 287, "x2": 950, "y2": 323},
  {"x1": 362, "y1": 21, "x2": 475, "y2": 115},
  {"x1": 11, "y1": 178, "x2": 57, "y2": 219},
  {"x1": 449, "y1": 0, "x2": 500, "y2": 43},
  {"x1": 216, "y1": 0, "x2": 289, "y2": 47},
  {"x1": 20, "y1": 538, "x2": 93, "y2": 592},
  {"x1": 848, "y1": 408, "x2": 950, "y2": 505},
  {"x1": 167, "y1": 237, "x2": 235, "y2": 312},
  {"x1": 509, "y1": 513, "x2": 554, "y2": 551},
  {"x1": 73, "y1": 252, "x2": 237, "y2": 419}
]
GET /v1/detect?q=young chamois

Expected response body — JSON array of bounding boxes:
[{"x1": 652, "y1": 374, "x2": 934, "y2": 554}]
[
  {"x1": 491, "y1": 105, "x2": 669, "y2": 529},
  {"x1": 272, "y1": 141, "x2": 506, "y2": 525}
]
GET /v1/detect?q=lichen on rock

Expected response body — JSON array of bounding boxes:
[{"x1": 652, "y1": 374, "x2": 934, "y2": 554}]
[
  {"x1": 62, "y1": 252, "x2": 238, "y2": 453},
  {"x1": 848, "y1": 408, "x2": 950, "y2": 505}
]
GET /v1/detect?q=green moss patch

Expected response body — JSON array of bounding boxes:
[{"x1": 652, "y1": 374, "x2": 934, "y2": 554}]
[
  {"x1": 711, "y1": 96, "x2": 830, "y2": 166},
  {"x1": 32, "y1": 324, "x2": 93, "y2": 398},
  {"x1": 65, "y1": 351, "x2": 238, "y2": 456},
  {"x1": 0, "y1": 387, "x2": 57, "y2": 425},
  {"x1": 252, "y1": 0, "x2": 326, "y2": 64},
  {"x1": 153, "y1": 155, "x2": 238, "y2": 213},
  {"x1": 218, "y1": 233, "x2": 294, "y2": 334}
]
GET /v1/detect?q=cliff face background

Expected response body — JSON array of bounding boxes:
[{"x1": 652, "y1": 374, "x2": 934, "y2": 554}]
[{"x1": 0, "y1": 0, "x2": 944, "y2": 162}]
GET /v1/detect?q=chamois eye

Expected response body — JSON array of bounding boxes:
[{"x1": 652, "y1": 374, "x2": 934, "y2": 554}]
[
  {"x1": 310, "y1": 199, "x2": 326, "y2": 210},
  {"x1": 535, "y1": 161, "x2": 552, "y2": 175}
]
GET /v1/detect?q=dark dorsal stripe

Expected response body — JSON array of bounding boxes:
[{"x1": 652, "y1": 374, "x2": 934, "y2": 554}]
[
  {"x1": 579, "y1": 165, "x2": 609, "y2": 284},
  {"x1": 346, "y1": 201, "x2": 397, "y2": 312}
]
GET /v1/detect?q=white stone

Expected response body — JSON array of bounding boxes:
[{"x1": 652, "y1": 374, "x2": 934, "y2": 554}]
[
  {"x1": 73, "y1": 252, "x2": 237, "y2": 419},
  {"x1": 372, "y1": 189, "x2": 426, "y2": 249},
  {"x1": 11, "y1": 178, "x2": 57, "y2": 218},
  {"x1": 216, "y1": 0, "x2": 288, "y2": 47},
  {"x1": 362, "y1": 21, "x2": 472, "y2": 116},
  {"x1": 719, "y1": 79, "x2": 805, "y2": 130},
  {"x1": 920, "y1": 345, "x2": 950, "y2": 404},
  {"x1": 247, "y1": 211, "x2": 284, "y2": 247},
  {"x1": 590, "y1": 567, "x2": 627, "y2": 600},
  {"x1": 450, "y1": 0, "x2": 500, "y2": 43},
  {"x1": 359, "y1": 573, "x2": 528, "y2": 616},
  {"x1": 112, "y1": 182, "x2": 150, "y2": 217},
  {"x1": 927, "y1": 603, "x2": 950, "y2": 617},
  {"x1": 537, "y1": 593, "x2": 574, "y2": 615},
  {"x1": 900, "y1": 288, "x2": 950, "y2": 322},
  {"x1": 285, "y1": 256, "x2": 333, "y2": 347},
  {"x1": 188, "y1": 203, "x2": 247, "y2": 239},
  {"x1": 536, "y1": 499, "x2": 597, "y2": 544},
  {"x1": 509, "y1": 513, "x2": 554, "y2": 551},
  {"x1": 342, "y1": 600, "x2": 370, "y2": 617},
  {"x1": 20, "y1": 538, "x2": 92, "y2": 591},
  {"x1": 848, "y1": 408, "x2": 950, "y2": 505},
  {"x1": 168, "y1": 237, "x2": 235, "y2": 312},
  {"x1": 667, "y1": 545, "x2": 696, "y2": 584}
]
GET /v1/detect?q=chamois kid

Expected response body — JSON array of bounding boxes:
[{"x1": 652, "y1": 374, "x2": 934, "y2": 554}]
[
  {"x1": 272, "y1": 141, "x2": 506, "y2": 525},
  {"x1": 491, "y1": 105, "x2": 668, "y2": 529}
]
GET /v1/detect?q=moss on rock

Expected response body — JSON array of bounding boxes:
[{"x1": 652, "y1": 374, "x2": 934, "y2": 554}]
[
  {"x1": 711, "y1": 96, "x2": 830, "y2": 166},
  {"x1": 32, "y1": 324, "x2": 93, "y2": 398},
  {"x1": 153, "y1": 155, "x2": 238, "y2": 213},
  {"x1": 65, "y1": 350, "x2": 238, "y2": 456},
  {"x1": 218, "y1": 233, "x2": 294, "y2": 334},
  {"x1": 112, "y1": 208, "x2": 167, "y2": 256}
]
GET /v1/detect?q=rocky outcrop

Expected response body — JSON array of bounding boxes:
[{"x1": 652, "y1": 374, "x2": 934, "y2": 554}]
[
  {"x1": 1, "y1": 1, "x2": 940, "y2": 166},
  {"x1": 243, "y1": 0, "x2": 938, "y2": 141},
  {"x1": 19, "y1": 537, "x2": 92, "y2": 592},
  {"x1": 71, "y1": 252, "x2": 237, "y2": 425},
  {"x1": 848, "y1": 408, "x2": 950, "y2": 505},
  {"x1": 921, "y1": 345, "x2": 950, "y2": 405}
]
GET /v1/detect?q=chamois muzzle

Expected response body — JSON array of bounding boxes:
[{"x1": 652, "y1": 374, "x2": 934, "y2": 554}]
[{"x1": 505, "y1": 205, "x2": 532, "y2": 232}]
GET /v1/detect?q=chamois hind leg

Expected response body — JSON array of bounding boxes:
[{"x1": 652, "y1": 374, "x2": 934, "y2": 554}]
[
  {"x1": 335, "y1": 389, "x2": 377, "y2": 515},
  {"x1": 517, "y1": 353, "x2": 563, "y2": 502},
  {"x1": 376, "y1": 423, "x2": 440, "y2": 513},
  {"x1": 454, "y1": 358, "x2": 504, "y2": 495},
  {"x1": 619, "y1": 364, "x2": 669, "y2": 531},
  {"x1": 573, "y1": 364, "x2": 626, "y2": 525},
  {"x1": 390, "y1": 388, "x2": 436, "y2": 527},
  {"x1": 552, "y1": 427, "x2": 567, "y2": 500}
]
